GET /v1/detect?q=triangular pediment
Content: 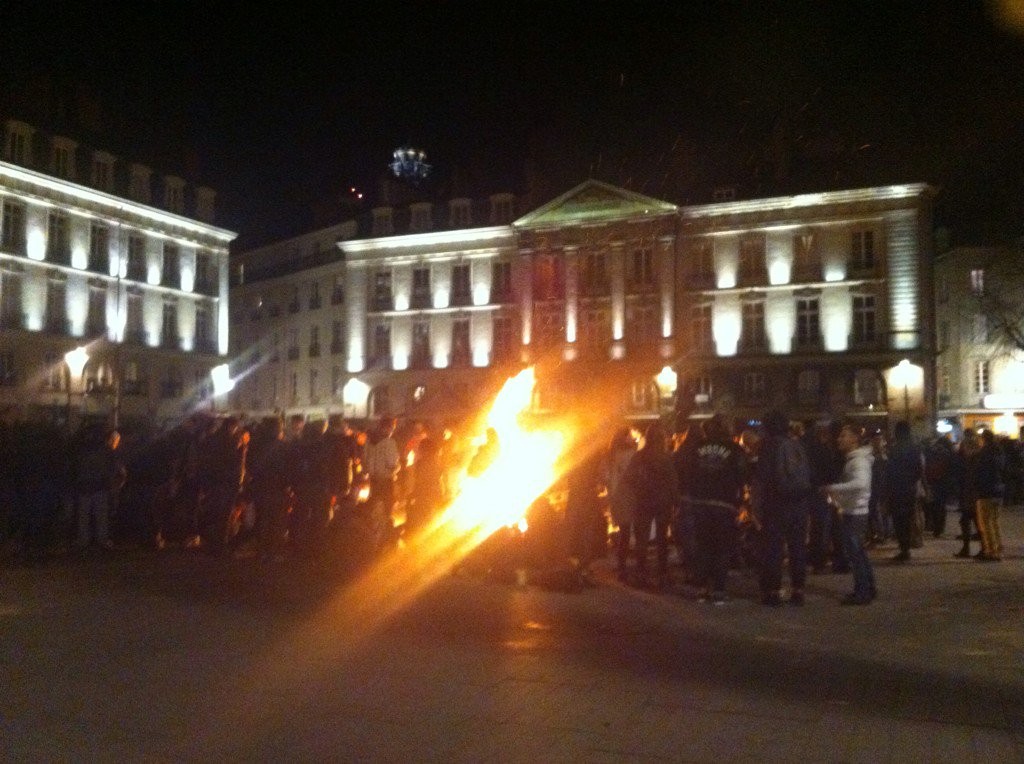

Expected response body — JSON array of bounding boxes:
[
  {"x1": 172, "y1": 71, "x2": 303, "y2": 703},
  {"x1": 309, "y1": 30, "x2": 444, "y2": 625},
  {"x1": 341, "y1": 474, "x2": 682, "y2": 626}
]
[{"x1": 514, "y1": 180, "x2": 677, "y2": 227}]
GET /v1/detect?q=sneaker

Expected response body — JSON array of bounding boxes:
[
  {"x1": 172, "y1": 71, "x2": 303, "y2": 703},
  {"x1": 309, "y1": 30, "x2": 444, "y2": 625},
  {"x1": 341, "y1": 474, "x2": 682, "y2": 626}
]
[
  {"x1": 954, "y1": 548, "x2": 971, "y2": 558},
  {"x1": 711, "y1": 591, "x2": 729, "y2": 606},
  {"x1": 789, "y1": 590, "x2": 805, "y2": 606},
  {"x1": 697, "y1": 589, "x2": 712, "y2": 603}
]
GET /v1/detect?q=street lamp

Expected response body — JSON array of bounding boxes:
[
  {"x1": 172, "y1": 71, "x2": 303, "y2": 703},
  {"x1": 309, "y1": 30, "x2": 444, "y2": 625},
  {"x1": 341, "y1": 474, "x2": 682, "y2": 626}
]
[{"x1": 64, "y1": 345, "x2": 90, "y2": 427}]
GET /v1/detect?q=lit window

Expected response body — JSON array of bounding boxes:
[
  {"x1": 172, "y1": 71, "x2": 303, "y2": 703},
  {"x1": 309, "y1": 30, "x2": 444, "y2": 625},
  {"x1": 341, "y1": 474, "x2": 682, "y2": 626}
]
[
  {"x1": 741, "y1": 301, "x2": 766, "y2": 351},
  {"x1": 970, "y1": 269, "x2": 985, "y2": 295},
  {"x1": 974, "y1": 360, "x2": 990, "y2": 395}
]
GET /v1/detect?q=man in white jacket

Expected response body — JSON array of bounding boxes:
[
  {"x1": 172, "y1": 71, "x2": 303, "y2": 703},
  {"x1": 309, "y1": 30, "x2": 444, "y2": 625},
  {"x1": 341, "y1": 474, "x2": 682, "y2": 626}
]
[{"x1": 823, "y1": 422, "x2": 876, "y2": 605}]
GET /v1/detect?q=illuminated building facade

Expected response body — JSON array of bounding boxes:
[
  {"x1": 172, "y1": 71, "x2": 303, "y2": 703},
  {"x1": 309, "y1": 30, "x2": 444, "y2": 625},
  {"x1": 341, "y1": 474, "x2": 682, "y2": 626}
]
[
  {"x1": 0, "y1": 118, "x2": 236, "y2": 427},
  {"x1": 230, "y1": 181, "x2": 936, "y2": 432},
  {"x1": 678, "y1": 185, "x2": 936, "y2": 432},
  {"x1": 934, "y1": 246, "x2": 1024, "y2": 437}
]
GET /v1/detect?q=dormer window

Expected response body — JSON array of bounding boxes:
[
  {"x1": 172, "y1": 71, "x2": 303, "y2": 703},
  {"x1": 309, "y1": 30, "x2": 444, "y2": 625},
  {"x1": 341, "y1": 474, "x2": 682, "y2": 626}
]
[
  {"x1": 489, "y1": 193, "x2": 515, "y2": 224},
  {"x1": 91, "y1": 151, "x2": 115, "y2": 192},
  {"x1": 164, "y1": 176, "x2": 185, "y2": 214},
  {"x1": 51, "y1": 137, "x2": 77, "y2": 180},
  {"x1": 129, "y1": 164, "x2": 152, "y2": 204},
  {"x1": 4, "y1": 120, "x2": 34, "y2": 165},
  {"x1": 372, "y1": 207, "x2": 393, "y2": 237},
  {"x1": 449, "y1": 198, "x2": 472, "y2": 228},
  {"x1": 410, "y1": 202, "x2": 433, "y2": 232},
  {"x1": 195, "y1": 186, "x2": 216, "y2": 222}
]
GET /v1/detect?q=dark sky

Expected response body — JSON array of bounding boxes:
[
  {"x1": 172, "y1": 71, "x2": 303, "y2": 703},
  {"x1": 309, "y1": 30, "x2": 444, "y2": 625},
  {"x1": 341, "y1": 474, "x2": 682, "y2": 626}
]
[{"x1": 2, "y1": 1, "x2": 1024, "y2": 250}]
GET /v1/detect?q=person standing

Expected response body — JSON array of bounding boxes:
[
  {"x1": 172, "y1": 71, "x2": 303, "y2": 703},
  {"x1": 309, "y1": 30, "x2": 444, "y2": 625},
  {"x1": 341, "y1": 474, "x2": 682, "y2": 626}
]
[
  {"x1": 679, "y1": 414, "x2": 747, "y2": 604},
  {"x1": 363, "y1": 417, "x2": 401, "y2": 547},
  {"x1": 73, "y1": 426, "x2": 126, "y2": 551},
  {"x1": 623, "y1": 423, "x2": 680, "y2": 590},
  {"x1": 757, "y1": 411, "x2": 813, "y2": 607},
  {"x1": 824, "y1": 422, "x2": 876, "y2": 605},
  {"x1": 953, "y1": 429, "x2": 981, "y2": 558},
  {"x1": 884, "y1": 421, "x2": 924, "y2": 563},
  {"x1": 607, "y1": 427, "x2": 638, "y2": 582},
  {"x1": 974, "y1": 428, "x2": 1005, "y2": 562}
]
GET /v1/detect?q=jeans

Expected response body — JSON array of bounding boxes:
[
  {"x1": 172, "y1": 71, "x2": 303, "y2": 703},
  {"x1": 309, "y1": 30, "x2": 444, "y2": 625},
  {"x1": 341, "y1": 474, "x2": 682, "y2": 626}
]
[
  {"x1": 839, "y1": 513, "x2": 875, "y2": 599},
  {"x1": 692, "y1": 503, "x2": 738, "y2": 594}
]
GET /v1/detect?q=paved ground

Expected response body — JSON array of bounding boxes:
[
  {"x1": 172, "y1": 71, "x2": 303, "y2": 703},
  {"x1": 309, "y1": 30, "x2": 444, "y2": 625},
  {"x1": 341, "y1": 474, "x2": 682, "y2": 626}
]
[{"x1": 2, "y1": 508, "x2": 1023, "y2": 762}]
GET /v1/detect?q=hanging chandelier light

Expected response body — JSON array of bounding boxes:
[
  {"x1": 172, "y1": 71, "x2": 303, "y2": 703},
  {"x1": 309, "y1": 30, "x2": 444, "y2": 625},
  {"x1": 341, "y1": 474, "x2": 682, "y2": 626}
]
[{"x1": 390, "y1": 146, "x2": 431, "y2": 182}]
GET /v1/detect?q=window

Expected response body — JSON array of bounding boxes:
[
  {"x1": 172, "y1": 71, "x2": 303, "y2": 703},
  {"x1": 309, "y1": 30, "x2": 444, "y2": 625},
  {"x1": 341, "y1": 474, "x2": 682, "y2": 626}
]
[
  {"x1": 412, "y1": 267, "x2": 431, "y2": 308},
  {"x1": 162, "y1": 243, "x2": 179, "y2": 288},
  {"x1": 691, "y1": 304, "x2": 713, "y2": 354},
  {"x1": 290, "y1": 372, "x2": 298, "y2": 404},
  {"x1": 52, "y1": 142, "x2": 74, "y2": 179},
  {"x1": 127, "y1": 235, "x2": 146, "y2": 280},
  {"x1": 308, "y1": 325, "x2": 321, "y2": 357},
  {"x1": 490, "y1": 194, "x2": 514, "y2": 224},
  {"x1": 796, "y1": 298, "x2": 821, "y2": 348},
  {"x1": 970, "y1": 268, "x2": 985, "y2": 295},
  {"x1": 309, "y1": 369, "x2": 320, "y2": 404},
  {"x1": 411, "y1": 320, "x2": 431, "y2": 367},
  {"x1": 47, "y1": 212, "x2": 70, "y2": 263},
  {"x1": 854, "y1": 369, "x2": 882, "y2": 406},
  {"x1": 630, "y1": 248, "x2": 654, "y2": 290},
  {"x1": 533, "y1": 306, "x2": 563, "y2": 347},
  {"x1": 938, "y1": 365, "x2": 950, "y2": 406},
  {"x1": 741, "y1": 301, "x2": 766, "y2": 351},
  {"x1": 449, "y1": 199, "x2": 471, "y2": 228},
  {"x1": 692, "y1": 240, "x2": 714, "y2": 284},
  {"x1": 1, "y1": 201, "x2": 26, "y2": 252},
  {"x1": 196, "y1": 306, "x2": 212, "y2": 351},
  {"x1": 92, "y1": 155, "x2": 113, "y2": 191},
  {"x1": 533, "y1": 255, "x2": 563, "y2": 301},
  {"x1": 161, "y1": 301, "x2": 178, "y2": 348},
  {"x1": 6, "y1": 128, "x2": 29, "y2": 164},
  {"x1": 492, "y1": 261, "x2": 512, "y2": 302},
  {"x1": 331, "y1": 320, "x2": 344, "y2": 354},
  {"x1": 797, "y1": 370, "x2": 820, "y2": 406},
  {"x1": 287, "y1": 286, "x2": 300, "y2": 313},
  {"x1": 743, "y1": 371, "x2": 767, "y2": 401},
  {"x1": 630, "y1": 380, "x2": 654, "y2": 409},
  {"x1": 0, "y1": 272, "x2": 22, "y2": 329},
  {"x1": 793, "y1": 232, "x2": 819, "y2": 279},
  {"x1": 579, "y1": 308, "x2": 610, "y2": 347},
  {"x1": 331, "y1": 274, "x2": 344, "y2": 305},
  {"x1": 973, "y1": 315, "x2": 989, "y2": 344},
  {"x1": 739, "y1": 235, "x2": 764, "y2": 283},
  {"x1": 45, "y1": 276, "x2": 66, "y2": 333},
  {"x1": 451, "y1": 318, "x2": 471, "y2": 366},
  {"x1": 974, "y1": 360, "x2": 990, "y2": 396},
  {"x1": 410, "y1": 203, "x2": 432, "y2": 232},
  {"x1": 627, "y1": 304, "x2": 657, "y2": 344},
  {"x1": 287, "y1": 328, "x2": 299, "y2": 360},
  {"x1": 164, "y1": 179, "x2": 184, "y2": 213},
  {"x1": 492, "y1": 315, "x2": 513, "y2": 361},
  {"x1": 851, "y1": 230, "x2": 875, "y2": 271},
  {"x1": 694, "y1": 375, "x2": 713, "y2": 403},
  {"x1": 372, "y1": 323, "x2": 391, "y2": 366},
  {"x1": 580, "y1": 251, "x2": 609, "y2": 296},
  {"x1": 309, "y1": 281, "x2": 321, "y2": 310},
  {"x1": 372, "y1": 271, "x2": 392, "y2": 310},
  {"x1": 87, "y1": 283, "x2": 106, "y2": 335},
  {"x1": 852, "y1": 295, "x2": 876, "y2": 344},
  {"x1": 332, "y1": 366, "x2": 343, "y2": 397},
  {"x1": 90, "y1": 223, "x2": 110, "y2": 273},
  {"x1": 451, "y1": 264, "x2": 471, "y2": 306}
]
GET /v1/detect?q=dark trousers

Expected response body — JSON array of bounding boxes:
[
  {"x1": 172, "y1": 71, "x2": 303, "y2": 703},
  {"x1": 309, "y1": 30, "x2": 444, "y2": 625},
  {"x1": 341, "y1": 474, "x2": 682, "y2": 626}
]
[
  {"x1": 890, "y1": 497, "x2": 916, "y2": 554},
  {"x1": 633, "y1": 509, "x2": 670, "y2": 578},
  {"x1": 808, "y1": 493, "x2": 845, "y2": 570},
  {"x1": 839, "y1": 513, "x2": 875, "y2": 599},
  {"x1": 760, "y1": 501, "x2": 809, "y2": 594},
  {"x1": 693, "y1": 503, "x2": 738, "y2": 594},
  {"x1": 925, "y1": 483, "x2": 950, "y2": 537}
]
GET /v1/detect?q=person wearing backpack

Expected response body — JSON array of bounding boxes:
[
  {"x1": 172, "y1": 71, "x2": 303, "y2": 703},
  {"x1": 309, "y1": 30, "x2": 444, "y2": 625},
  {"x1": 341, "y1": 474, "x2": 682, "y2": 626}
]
[
  {"x1": 823, "y1": 421, "x2": 876, "y2": 605},
  {"x1": 756, "y1": 410, "x2": 813, "y2": 607}
]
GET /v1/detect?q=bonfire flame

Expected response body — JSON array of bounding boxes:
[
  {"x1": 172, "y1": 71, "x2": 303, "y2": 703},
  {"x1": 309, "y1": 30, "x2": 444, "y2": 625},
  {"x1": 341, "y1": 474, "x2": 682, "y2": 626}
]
[{"x1": 440, "y1": 367, "x2": 564, "y2": 538}]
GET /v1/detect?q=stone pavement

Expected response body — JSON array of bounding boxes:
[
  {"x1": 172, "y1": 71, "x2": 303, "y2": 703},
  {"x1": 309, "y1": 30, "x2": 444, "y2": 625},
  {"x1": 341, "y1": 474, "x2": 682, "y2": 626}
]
[{"x1": 1, "y1": 507, "x2": 1022, "y2": 762}]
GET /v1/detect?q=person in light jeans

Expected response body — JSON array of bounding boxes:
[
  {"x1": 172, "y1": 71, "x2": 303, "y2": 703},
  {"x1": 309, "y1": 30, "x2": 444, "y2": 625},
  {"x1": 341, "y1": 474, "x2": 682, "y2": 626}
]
[{"x1": 824, "y1": 422, "x2": 876, "y2": 605}]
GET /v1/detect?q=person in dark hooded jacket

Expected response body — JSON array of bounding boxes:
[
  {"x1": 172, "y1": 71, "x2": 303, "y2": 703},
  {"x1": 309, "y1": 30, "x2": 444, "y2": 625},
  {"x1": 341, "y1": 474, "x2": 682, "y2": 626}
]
[{"x1": 623, "y1": 423, "x2": 681, "y2": 589}]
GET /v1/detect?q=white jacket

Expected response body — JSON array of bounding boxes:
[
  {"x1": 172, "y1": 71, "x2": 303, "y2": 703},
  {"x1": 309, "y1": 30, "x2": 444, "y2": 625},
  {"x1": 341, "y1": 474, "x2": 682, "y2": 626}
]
[{"x1": 826, "y1": 445, "x2": 873, "y2": 516}]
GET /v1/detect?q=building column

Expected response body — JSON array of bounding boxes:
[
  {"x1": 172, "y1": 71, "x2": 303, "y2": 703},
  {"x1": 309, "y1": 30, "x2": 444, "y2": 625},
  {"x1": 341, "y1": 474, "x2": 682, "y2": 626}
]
[
  {"x1": 564, "y1": 246, "x2": 579, "y2": 357},
  {"x1": 346, "y1": 266, "x2": 368, "y2": 372}
]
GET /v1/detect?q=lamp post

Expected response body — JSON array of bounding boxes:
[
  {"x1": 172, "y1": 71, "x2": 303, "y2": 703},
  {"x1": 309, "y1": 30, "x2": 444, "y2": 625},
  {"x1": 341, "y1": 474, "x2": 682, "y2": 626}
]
[{"x1": 64, "y1": 345, "x2": 90, "y2": 428}]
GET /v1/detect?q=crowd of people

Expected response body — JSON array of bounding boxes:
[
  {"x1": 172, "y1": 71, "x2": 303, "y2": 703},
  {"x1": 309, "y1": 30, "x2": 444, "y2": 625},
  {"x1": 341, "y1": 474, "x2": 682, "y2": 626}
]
[
  {"x1": 1, "y1": 408, "x2": 1019, "y2": 608},
  {"x1": 603, "y1": 412, "x2": 1020, "y2": 607}
]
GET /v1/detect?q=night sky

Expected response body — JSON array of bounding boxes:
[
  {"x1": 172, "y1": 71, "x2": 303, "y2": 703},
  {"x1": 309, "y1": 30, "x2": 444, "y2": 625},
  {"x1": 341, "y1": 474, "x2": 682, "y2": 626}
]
[{"x1": 2, "y1": 1, "x2": 1023, "y2": 250}]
